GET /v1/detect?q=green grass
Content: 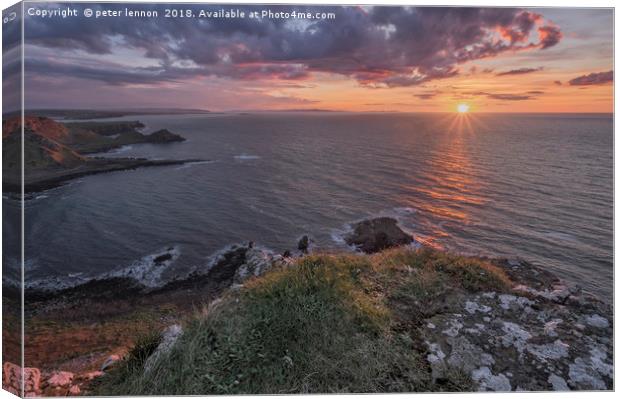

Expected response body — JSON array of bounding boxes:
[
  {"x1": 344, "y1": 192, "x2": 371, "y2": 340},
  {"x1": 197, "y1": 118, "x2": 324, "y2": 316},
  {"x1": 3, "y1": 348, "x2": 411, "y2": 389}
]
[{"x1": 95, "y1": 248, "x2": 510, "y2": 395}]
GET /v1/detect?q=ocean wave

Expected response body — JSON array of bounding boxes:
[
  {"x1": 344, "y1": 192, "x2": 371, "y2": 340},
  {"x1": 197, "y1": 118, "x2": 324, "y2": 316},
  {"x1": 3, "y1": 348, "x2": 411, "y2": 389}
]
[
  {"x1": 199, "y1": 242, "x2": 276, "y2": 273},
  {"x1": 234, "y1": 154, "x2": 261, "y2": 161},
  {"x1": 174, "y1": 160, "x2": 215, "y2": 170},
  {"x1": 329, "y1": 223, "x2": 357, "y2": 251},
  {"x1": 106, "y1": 245, "x2": 181, "y2": 287},
  {"x1": 19, "y1": 245, "x2": 181, "y2": 293},
  {"x1": 110, "y1": 145, "x2": 134, "y2": 154},
  {"x1": 22, "y1": 241, "x2": 288, "y2": 294},
  {"x1": 540, "y1": 231, "x2": 580, "y2": 244}
]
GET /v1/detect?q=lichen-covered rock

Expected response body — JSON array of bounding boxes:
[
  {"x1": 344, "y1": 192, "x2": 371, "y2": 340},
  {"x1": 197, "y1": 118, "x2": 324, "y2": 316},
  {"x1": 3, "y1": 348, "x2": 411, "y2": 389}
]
[
  {"x1": 233, "y1": 247, "x2": 289, "y2": 284},
  {"x1": 422, "y1": 260, "x2": 613, "y2": 391}
]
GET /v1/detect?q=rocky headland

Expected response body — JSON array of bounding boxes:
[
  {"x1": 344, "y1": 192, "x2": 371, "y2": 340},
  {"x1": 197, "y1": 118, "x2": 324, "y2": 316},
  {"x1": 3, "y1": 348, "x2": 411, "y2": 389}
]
[
  {"x1": 2, "y1": 115, "x2": 200, "y2": 193},
  {"x1": 7, "y1": 217, "x2": 612, "y2": 395}
]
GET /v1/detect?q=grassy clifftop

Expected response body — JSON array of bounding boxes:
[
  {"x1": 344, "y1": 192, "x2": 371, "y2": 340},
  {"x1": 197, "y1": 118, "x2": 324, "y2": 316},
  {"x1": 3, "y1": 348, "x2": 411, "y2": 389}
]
[{"x1": 95, "y1": 248, "x2": 512, "y2": 394}]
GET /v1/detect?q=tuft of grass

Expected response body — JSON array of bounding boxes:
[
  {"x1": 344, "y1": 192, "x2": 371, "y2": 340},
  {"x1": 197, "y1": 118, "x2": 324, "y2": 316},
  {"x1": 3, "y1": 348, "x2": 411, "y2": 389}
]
[
  {"x1": 374, "y1": 247, "x2": 510, "y2": 292},
  {"x1": 96, "y1": 248, "x2": 509, "y2": 395},
  {"x1": 91, "y1": 331, "x2": 161, "y2": 393}
]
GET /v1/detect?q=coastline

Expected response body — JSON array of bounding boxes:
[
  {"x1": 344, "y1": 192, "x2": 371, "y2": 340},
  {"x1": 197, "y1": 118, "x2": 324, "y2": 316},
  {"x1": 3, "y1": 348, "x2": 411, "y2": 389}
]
[
  {"x1": 10, "y1": 218, "x2": 613, "y2": 395},
  {"x1": 3, "y1": 157, "x2": 205, "y2": 194},
  {"x1": 2, "y1": 115, "x2": 202, "y2": 193}
]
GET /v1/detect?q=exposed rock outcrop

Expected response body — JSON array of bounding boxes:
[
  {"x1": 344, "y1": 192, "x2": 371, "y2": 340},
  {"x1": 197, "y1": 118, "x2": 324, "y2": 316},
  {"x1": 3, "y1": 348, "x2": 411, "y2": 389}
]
[
  {"x1": 3, "y1": 116, "x2": 69, "y2": 141},
  {"x1": 2, "y1": 115, "x2": 196, "y2": 193},
  {"x1": 422, "y1": 259, "x2": 613, "y2": 391},
  {"x1": 144, "y1": 324, "x2": 184, "y2": 373},
  {"x1": 345, "y1": 217, "x2": 413, "y2": 253},
  {"x1": 146, "y1": 129, "x2": 185, "y2": 143},
  {"x1": 297, "y1": 235, "x2": 310, "y2": 253},
  {"x1": 47, "y1": 371, "x2": 74, "y2": 388}
]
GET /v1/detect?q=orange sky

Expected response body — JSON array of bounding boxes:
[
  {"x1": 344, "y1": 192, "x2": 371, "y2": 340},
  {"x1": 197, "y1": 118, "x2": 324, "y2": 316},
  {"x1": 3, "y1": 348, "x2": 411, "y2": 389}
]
[
  {"x1": 268, "y1": 68, "x2": 614, "y2": 113},
  {"x1": 20, "y1": 5, "x2": 614, "y2": 113}
]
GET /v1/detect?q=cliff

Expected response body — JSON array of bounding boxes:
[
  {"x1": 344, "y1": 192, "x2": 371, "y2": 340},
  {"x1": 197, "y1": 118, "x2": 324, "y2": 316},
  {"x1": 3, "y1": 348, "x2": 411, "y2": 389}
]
[
  {"x1": 2, "y1": 116, "x2": 197, "y2": 193},
  {"x1": 92, "y1": 248, "x2": 612, "y2": 394},
  {"x1": 15, "y1": 219, "x2": 613, "y2": 395}
]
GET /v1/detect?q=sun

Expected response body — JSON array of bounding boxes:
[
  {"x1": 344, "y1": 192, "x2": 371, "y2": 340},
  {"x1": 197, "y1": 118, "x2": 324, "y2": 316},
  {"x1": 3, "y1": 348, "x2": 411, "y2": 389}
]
[{"x1": 457, "y1": 103, "x2": 470, "y2": 114}]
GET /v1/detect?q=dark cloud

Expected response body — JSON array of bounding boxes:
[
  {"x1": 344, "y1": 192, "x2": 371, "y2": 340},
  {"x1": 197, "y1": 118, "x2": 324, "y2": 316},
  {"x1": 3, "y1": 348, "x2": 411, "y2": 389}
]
[
  {"x1": 538, "y1": 25, "x2": 563, "y2": 49},
  {"x1": 414, "y1": 90, "x2": 441, "y2": 100},
  {"x1": 496, "y1": 67, "x2": 543, "y2": 76},
  {"x1": 487, "y1": 93, "x2": 532, "y2": 101},
  {"x1": 463, "y1": 90, "x2": 543, "y2": 101},
  {"x1": 2, "y1": 4, "x2": 23, "y2": 112},
  {"x1": 498, "y1": 10, "x2": 541, "y2": 43},
  {"x1": 23, "y1": 4, "x2": 563, "y2": 89},
  {"x1": 264, "y1": 94, "x2": 319, "y2": 105},
  {"x1": 568, "y1": 70, "x2": 613, "y2": 86}
]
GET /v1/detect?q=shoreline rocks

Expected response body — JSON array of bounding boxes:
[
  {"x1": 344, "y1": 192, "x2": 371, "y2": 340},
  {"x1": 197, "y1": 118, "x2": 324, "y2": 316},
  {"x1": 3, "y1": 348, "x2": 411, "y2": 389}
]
[
  {"x1": 297, "y1": 235, "x2": 310, "y2": 253},
  {"x1": 345, "y1": 217, "x2": 414, "y2": 253},
  {"x1": 15, "y1": 215, "x2": 612, "y2": 393},
  {"x1": 146, "y1": 129, "x2": 185, "y2": 143}
]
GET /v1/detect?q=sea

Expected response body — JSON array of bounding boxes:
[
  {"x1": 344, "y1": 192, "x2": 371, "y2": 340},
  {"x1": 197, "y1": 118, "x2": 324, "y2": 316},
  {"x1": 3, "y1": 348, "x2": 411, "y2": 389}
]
[{"x1": 2, "y1": 112, "x2": 613, "y2": 299}]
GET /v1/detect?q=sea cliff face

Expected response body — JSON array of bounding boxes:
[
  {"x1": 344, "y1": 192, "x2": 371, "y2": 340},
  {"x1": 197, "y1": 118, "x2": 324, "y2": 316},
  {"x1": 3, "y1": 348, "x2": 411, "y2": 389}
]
[
  {"x1": 13, "y1": 218, "x2": 613, "y2": 395},
  {"x1": 1, "y1": 115, "x2": 198, "y2": 193}
]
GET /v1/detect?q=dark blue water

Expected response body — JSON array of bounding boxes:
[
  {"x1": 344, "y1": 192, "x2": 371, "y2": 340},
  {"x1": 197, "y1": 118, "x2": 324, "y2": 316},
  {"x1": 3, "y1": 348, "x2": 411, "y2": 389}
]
[{"x1": 6, "y1": 112, "x2": 613, "y2": 297}]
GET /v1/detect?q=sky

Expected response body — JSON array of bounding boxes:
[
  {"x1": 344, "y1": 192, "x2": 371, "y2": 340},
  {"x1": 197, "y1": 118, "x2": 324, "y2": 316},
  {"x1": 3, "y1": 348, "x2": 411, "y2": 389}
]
[{"x1": 4, "y1": 3, "x2": 614, "y2": 113}]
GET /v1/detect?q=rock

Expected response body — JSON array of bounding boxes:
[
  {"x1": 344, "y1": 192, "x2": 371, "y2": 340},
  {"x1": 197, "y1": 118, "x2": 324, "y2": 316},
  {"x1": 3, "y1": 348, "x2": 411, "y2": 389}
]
[
  {"x1": 526, "y1": 339, "x2": 569, "y2": 361},
  {"x1": 568, "y1": 357, "x2": 607, "y2": 390},
  {"x1": 543, "y1": 319, "x2": 562, "y2": 337},
  {"x1": 82, "y1": 371, "x2": 103, "y2": 380},
  {"x1": 153, "y1": 253, "x2": 173, "y2": 264},
  {"x1": 345, "y1": 217, "x2": 413, "y2": 253},
  {"x1": 472, "y1": 367, "x2": 511, "y2": 391},
  {"x1": 3, "y1": 362, "x2": 40, "y2": 396},
  {"x1": 233, "y1": 247, "x2": 276, "y2": 283},
  {"x1": 421, "y1": 270, "x2": 613, "y2": 392},
  {"x1": 146, "y1": 129, "x2": 185, "y2": 143},
  {"x1": 548, "y1": 374, "x2": 569, "y2": 391},
  {"x1": 500, "y1": 321, "x2": 531, "y2": 353},
  {"x1": 465, "y1": 301, "x2": 492, "y2": 314},
  {"x1": 426, "y1": 342, "x2": 447, "y2": 380},
  {"x1": 446, "y1": 336, "x2": 494, "y2": 373},
  {"x1": 297, "y1": 235, "x2": 310, "y2": 253},
  {"x1": 584, "y1": 314, "x2": 609, "y2": 329},
  {"x1": 144, "y1": 325, "x2": 184, "y2": 373},
  {"x1": 513, "y1": 284, "x2": 571, "y2": 304},
  {"x1": 498, "y1": 294, "x2": 533, "y2": 311},
  {"x1": 101, "y1": 355, "x2": 121, "y2": 371},
  {"x1": 442, "y1": 318, "x2": 463, "y2": 337},
  {"x1": 205, "y1": 246, "x2": 249, "y2": 288},
  {"x1": 48, "y1": 371, "x2": 74, "y2": 387}
]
